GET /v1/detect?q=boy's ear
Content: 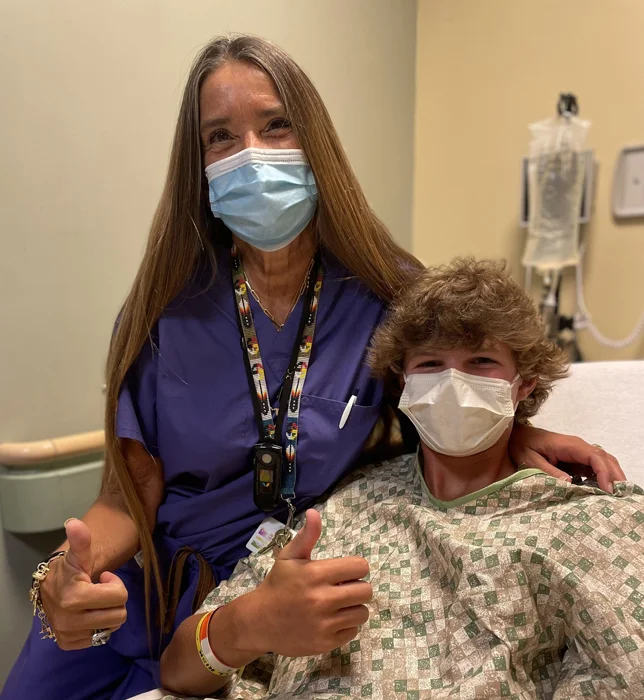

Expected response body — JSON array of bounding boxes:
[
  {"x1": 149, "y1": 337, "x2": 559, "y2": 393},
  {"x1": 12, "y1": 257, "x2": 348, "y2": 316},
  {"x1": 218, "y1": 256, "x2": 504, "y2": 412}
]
[{"x1": 517, "y1": 377, "x2": 538, "y2": 403}]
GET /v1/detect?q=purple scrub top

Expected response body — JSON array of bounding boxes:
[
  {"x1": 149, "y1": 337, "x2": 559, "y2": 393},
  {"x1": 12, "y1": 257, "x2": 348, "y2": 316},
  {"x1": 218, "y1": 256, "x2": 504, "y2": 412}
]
[
  {"x1": 2, "y1": 243, "x2": 388, "y2": 699},
  {"x1": 112, "y1": 244, "x2": 386, "y2": 639}
]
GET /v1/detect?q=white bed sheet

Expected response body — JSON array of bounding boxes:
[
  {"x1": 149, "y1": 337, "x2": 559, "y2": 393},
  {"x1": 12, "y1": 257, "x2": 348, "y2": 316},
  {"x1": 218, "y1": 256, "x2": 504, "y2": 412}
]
[{"x1": 531, "y1": 360, "x2": 644, "y2": 483}]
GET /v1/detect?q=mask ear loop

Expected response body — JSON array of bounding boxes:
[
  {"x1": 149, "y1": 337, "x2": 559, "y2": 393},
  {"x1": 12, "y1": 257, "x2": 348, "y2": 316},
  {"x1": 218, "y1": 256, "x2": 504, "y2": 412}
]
[{"x1": 511, "y1": 374, "x2": 523, "y2": 410}]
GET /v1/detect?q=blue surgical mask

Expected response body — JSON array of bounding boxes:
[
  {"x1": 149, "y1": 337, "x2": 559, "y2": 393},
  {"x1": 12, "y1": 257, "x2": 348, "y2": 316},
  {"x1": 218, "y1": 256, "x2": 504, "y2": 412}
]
[{"x1": 205, "y1": 147, "x2": 318, "y2": 252}]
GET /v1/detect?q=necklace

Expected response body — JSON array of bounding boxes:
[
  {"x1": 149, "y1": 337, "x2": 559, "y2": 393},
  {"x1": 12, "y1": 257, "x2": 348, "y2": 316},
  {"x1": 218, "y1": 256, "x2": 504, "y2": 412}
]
[{"x1": 244, "y1": 256, "x2": 316, "y2": 331}]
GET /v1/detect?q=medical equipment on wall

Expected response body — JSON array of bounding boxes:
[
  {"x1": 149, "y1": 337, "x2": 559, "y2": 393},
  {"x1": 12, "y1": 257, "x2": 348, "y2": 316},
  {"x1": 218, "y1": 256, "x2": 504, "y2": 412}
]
[
  {"x1": 523, "y1": 95, "x2": 590, "y2": 271},
  {"x1": 521, "y1": 93, "x2": 644, "y2": 359},
  {"x1": 612, "y1": 145, "x2": 644, "y2": 218}
]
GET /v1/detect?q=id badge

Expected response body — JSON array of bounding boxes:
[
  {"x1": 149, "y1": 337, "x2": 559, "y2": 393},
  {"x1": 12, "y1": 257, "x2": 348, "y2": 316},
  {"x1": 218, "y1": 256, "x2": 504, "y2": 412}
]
[{"x1": 246, "y1": 517, "x2": 297, "y2": 554}]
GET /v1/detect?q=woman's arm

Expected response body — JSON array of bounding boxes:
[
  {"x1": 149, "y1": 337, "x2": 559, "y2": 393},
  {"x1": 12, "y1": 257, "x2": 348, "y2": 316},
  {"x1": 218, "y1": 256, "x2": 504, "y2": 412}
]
[
  {"x1": 76, "y1": 438, "x2": 164, "y2": 575},
  {"x1": 508, "y1": 424, "x2": 625, "y2": 493},
  {"x1": 39, "y1": 439, "x2": 163, "y2": 649}
]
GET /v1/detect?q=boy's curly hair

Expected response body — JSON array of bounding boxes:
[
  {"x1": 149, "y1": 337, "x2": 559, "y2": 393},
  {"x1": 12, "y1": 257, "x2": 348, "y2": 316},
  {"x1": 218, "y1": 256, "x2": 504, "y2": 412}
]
[{"x1": 369, "y1": 258, "x2": 569, "y2": 423}]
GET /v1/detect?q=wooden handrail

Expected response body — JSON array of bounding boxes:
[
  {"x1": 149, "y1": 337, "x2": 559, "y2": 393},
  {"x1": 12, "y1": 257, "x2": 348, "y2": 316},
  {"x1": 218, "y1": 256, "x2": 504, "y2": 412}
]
[{"x1": 0, "y1": 430, "x2": 105, "y2": 468}]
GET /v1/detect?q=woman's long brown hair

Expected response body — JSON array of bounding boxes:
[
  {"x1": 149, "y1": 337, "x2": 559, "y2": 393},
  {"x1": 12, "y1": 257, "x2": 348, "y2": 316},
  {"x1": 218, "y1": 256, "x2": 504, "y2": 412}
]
[{"x1": 102, "y1": 34, "x2": 422, "y2": 638}]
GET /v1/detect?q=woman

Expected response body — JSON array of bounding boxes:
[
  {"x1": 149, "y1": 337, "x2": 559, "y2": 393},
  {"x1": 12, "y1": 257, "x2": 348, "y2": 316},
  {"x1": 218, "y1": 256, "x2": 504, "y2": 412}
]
[
  {"x1": 160, "y1": 259, "x2": 644, "y2": 699},
  {"x1": 3, "y1": 36, "x2": 623, "y2": 700}
]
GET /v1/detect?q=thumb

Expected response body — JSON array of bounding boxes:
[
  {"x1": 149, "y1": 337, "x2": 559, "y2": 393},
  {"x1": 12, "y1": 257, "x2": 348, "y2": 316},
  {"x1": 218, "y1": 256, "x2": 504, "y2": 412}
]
[
  {"x1": 278, "y1": 509, "x2": 321, "y2": 561},
  {"x1": 64, "y1": 518, "x2": 94, "y2": 577}
]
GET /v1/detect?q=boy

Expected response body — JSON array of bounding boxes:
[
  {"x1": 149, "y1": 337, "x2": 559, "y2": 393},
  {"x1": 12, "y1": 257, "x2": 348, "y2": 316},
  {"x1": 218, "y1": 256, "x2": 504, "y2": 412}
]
[{"x1": 161, "y1": 259, "x2": 644, "y2": 699}]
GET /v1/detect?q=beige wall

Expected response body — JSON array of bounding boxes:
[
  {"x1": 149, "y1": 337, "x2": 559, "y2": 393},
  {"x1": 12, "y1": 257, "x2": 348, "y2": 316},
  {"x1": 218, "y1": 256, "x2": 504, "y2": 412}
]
[
  {"x1": 0, "y1": 0, "x2": 417, "y2": 443},
  {"x1": 413, "y1": 0, "x2": 644, "y2": 361}
]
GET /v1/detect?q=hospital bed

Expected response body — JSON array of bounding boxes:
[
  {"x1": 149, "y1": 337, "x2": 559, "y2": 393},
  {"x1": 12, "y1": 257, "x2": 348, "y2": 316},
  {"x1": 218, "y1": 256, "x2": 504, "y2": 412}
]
[
  {"x1": 532, "y1": 360, "x2": 644, "y2": 483},
  {"x1": 126, "y1": 360, "x2": 644, "y2": 700}
]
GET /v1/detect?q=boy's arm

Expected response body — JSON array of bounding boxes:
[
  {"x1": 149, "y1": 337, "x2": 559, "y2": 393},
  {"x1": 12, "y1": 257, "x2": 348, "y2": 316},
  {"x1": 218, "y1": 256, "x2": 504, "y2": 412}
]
[
  {"x1": 160, "y1": 588, "x2": 271, "y2": 697},
  {"x1": 160, "y1": 510, "x2": 372, "y2": 697},
  {"x1": 160, "y1": 528, "x2": 279, "y2": 698}
]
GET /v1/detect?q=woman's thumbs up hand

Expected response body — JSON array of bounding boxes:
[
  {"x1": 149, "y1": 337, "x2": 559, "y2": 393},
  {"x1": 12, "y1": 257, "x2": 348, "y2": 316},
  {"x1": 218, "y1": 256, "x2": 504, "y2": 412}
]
[
  {"x1": 39, "y1": 519, "x2": 129, "y2": 651},
  {"x1": 248, "y1": 509, "x2": 372, "y2": 658},
  {"x1": 63, "y1": 518, "x2": 94, "y2": 580}
]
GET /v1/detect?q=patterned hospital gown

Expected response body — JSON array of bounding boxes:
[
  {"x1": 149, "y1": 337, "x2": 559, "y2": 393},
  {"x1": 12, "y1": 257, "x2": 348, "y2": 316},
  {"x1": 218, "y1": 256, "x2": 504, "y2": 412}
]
[{"x1": 164, "y1": 455, "x2": 644, "y2": 699}]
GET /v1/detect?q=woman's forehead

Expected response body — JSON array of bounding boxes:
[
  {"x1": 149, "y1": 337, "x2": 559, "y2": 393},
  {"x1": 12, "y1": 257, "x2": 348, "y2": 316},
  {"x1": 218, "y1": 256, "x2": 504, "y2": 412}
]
[{"x1": 199, "y1": 61, "x2": 284, "y2": 122}]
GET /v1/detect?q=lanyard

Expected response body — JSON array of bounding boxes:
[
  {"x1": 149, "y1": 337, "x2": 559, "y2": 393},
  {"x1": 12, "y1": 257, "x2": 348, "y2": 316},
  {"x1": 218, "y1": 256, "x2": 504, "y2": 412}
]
[{"x1": 232, "y1": 245, "x2": 323, "y2": 502}]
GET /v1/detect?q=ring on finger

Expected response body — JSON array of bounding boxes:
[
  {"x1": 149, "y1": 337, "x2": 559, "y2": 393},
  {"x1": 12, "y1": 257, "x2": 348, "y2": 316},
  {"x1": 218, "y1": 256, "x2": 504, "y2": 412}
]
[{"x1": 91, "y1": 629, "x2": 111, "y2": 647}]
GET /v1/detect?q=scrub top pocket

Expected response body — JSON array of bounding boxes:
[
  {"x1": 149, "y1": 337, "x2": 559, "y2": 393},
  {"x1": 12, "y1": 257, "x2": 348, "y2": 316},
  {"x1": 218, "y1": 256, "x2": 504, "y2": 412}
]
[{"x1": 293, "y1": 389, "x2": 383, "y2": 502}]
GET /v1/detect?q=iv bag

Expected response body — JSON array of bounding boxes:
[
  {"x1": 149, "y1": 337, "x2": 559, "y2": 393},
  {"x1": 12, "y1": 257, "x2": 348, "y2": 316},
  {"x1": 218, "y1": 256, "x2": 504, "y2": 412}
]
[{"x1": 522, "y1": 116, "x2": 590, "y2": 271}]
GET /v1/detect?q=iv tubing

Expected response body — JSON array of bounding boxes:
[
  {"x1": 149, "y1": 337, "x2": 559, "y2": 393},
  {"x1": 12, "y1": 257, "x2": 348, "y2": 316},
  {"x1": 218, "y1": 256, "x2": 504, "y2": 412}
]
[{"x1": 574, "y1": 243, "x2": 644, "y2": 349}]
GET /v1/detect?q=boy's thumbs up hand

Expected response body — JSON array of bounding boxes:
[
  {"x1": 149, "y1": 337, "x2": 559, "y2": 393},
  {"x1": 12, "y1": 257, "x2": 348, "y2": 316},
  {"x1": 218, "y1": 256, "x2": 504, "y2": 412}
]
[{"x1": 250, "y1": 509, "x2": 372, "y2": 658}]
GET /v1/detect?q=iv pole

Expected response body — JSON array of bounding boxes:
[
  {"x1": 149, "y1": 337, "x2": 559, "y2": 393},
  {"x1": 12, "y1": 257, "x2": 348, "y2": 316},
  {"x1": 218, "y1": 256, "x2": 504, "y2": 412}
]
[
  {"x1": 526, "y1": 94, "x2": 644, "y2": 357},
  {"x1": 529, "y1": 93, "x2": 584, "y2": 363}
]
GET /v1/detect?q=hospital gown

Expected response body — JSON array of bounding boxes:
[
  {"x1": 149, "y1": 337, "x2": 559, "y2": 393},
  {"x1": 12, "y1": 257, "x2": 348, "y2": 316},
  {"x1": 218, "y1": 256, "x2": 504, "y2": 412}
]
[{"x1": 163, "y1": 455, "x2": 644, "y2": 699}]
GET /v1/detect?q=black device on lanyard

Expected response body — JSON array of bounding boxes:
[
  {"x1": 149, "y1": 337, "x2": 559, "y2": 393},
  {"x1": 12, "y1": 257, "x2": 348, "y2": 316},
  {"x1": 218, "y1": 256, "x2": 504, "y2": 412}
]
[{"x1": 236, "y1": 257, "x2": 319, "y2": 512}]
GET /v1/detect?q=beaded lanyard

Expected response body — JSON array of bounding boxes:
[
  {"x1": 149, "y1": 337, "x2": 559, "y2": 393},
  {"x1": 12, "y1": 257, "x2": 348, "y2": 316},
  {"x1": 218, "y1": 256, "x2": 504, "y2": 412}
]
[{"x1": 232, "y1": 245, "x2": 323, "y2": 502}]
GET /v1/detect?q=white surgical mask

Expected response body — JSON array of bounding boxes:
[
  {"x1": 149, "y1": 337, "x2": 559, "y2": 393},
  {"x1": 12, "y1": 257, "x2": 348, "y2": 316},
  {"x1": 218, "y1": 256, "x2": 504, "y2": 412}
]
[
  {"x1": 399, "y1": 368, "x2": 521, "y2": 457},
  {"x1": 205, "y1": 147, "x2": 318, "y2": 252}
]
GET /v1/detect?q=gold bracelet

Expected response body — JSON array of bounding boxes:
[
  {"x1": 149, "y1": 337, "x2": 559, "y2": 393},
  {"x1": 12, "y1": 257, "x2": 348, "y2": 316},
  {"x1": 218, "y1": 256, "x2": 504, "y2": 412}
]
[{"x1": 30, "y1": 551, "x2": 67, "y2": 641}]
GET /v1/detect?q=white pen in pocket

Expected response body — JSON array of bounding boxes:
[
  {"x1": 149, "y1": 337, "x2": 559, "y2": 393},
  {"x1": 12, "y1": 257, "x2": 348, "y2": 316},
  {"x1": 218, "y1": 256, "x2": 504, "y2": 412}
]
[{"x1": 339, "y1": 388, "x2": 359, "y2": 429}]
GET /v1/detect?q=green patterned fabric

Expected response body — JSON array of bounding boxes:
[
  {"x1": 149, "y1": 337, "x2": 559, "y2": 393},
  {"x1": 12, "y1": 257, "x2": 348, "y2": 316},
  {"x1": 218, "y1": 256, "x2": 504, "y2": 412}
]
[{"x1": 164, "y1": 456, "x2": 644, "y2": 699}]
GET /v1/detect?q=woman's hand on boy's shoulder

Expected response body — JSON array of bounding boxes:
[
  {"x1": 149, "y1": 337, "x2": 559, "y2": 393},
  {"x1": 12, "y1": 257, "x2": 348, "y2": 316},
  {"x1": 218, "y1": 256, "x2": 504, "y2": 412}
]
[{"x1": 510, "y1": 423, "x2": 625, "y2": 493}]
